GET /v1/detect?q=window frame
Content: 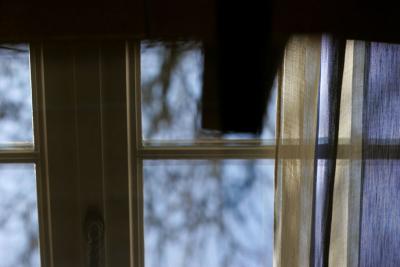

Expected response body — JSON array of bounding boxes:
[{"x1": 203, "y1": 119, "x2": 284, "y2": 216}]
[
  {"x1": 1, "y1": 40, "x2": 279, "y2": 267},
  {"x1": 29, "y1": 41, "x2": 134, "y2": 267},
  {"x1": 128, "y1": 42, "x2": 277, "y2": 267},
  {"x1": 0, "y1": 43, "x2": 53, "y2": 267}
]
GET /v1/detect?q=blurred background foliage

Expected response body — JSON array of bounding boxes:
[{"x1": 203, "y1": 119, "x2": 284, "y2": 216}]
[{"x1": 0, "y1": 44, "x2": 38, "y2": 267}]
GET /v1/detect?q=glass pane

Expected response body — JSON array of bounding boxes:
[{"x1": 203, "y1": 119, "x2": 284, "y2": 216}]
[
  {"x1": 0, "y1": 164, "x2": 40, "y2": 266},
  {"x1": 140, "y1": 42, "x2": 276, "y2": 143},
  {"x1": 0, "y1": 44, "x2": 34, "y2": 147},
  {"x1": 143, "y1": 160, "x2": 273, "y2": 267}
]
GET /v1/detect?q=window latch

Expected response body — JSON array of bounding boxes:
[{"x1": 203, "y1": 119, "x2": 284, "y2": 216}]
[{"x1": 85, "y1": 208, "x2": 104, "y2": 267}]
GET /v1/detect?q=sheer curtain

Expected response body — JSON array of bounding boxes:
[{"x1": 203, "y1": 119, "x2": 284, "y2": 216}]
[{"x1": 274, "y1": 36, "x2": 399, "y2": 267}]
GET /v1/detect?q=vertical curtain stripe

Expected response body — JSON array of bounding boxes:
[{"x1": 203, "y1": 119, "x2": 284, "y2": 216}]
[
  {"x1": 274, "y1": 35, "x2": 321, "y2": 267},
  {"x1": 328, "y1": 40, "x2": 353, "y2": 267},
  {"x1": 359, "y1": 42, "x2": 400, "y2": 267},
  {"x1": 328, "y1": 40, "x2": 365, "y2": 267},
  {"x1": 345, "y1": 40, "x2": 365, "y2": 267},
  {"x1": 311, "y1": 36, "x2": 346, "y2": 267}
]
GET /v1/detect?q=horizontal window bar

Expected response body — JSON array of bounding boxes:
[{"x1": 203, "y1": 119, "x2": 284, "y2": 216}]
[
  {"x1": 142, "y1": 139, "x2": 276, "y2": 147},
  {"x1": 0, "y1": 142, "x2": 34, "y2": 151},
  {"x1": 139, "y1": 144, "x2": 361, "y2": 160},
  {"x1": 139, "y1": 145, "x2": 276, "y2": 159},
  {"x1": 0, "y1": 150, "x2": 39, "y2": 162}
]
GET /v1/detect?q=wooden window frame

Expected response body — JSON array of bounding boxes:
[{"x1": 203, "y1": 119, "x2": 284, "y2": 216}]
[
  {"x1": 128, "y1": 42, "x2": 277, "y2": 267},
  {"x1": 1, "y1": 41, "x2": 278, "y2": 267}
]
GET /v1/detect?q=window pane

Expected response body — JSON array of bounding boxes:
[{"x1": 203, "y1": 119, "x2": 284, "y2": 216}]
[
  {"x1": 140, "y1": 42, "x2": 276, "y2": 143},
  {"x1": 0, "y1": 44, "x2": 34, "y2": 147},
  {"x1": 0, "y1": 164, "x2": 40, "y2": 266},
  {"x1": 143, "y1": 160, "x2": 273, "y2": 267}
]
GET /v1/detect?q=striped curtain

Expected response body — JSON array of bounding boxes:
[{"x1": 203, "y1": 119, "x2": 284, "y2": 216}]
[{"x1": 274, "y1": 36, "x2": 400, "y2": 267}]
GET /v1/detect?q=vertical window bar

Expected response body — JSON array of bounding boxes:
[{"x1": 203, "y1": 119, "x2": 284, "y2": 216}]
[
  {"x1": 29, "y1": 43, "x2": 54, "y2": 267},
  {"x1": 127, "y1": 41, "x2": 145, "y2": 267}
]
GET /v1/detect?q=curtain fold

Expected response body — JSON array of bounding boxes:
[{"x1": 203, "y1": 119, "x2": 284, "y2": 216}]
[
  {"x1": 276, "y1": 36, "x2": 400, "y2": 266},
  {"x1": 274, "y1": 35, "x2": 321, "y2": 267},
  {"x1": 275, "y1": 37, "x2": 368, "y2": 267},
  {"x1": 311, "y1": 35, "x2": 346, "y2": 267}
]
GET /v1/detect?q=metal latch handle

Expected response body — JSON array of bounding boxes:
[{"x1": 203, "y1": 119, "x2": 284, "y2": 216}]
[{"x1": 85, "y1": 208, "x2": 104, "y2": 267}]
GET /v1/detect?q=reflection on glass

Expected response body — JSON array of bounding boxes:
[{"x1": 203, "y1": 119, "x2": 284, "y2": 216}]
[
  {"x1": 0, "y1": 44, "x2": 33, "y2": 146},
  {"x1": 0, "y1": 164, "x2": 40, "y2": 267},
  {"x1": 143, "y1": 160, "x2": 273, "y2": 267},
  {"x1": 140, "y1": 42, "x2": 276, "y2": 142}
]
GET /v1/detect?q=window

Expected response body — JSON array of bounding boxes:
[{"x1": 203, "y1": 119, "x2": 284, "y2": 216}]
[
  {"x1": 0, "y1": 44, "x2": 42, "y2": 267},
  {"x1": 13, "y1": 37, "x2": 398, "y2": 267},
  {"x1": 137, "y1": 43, "x2": 276, "y2": 267},
  {"x1": 0, "y1": 41, "x2": 277, "y2": 267}
]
